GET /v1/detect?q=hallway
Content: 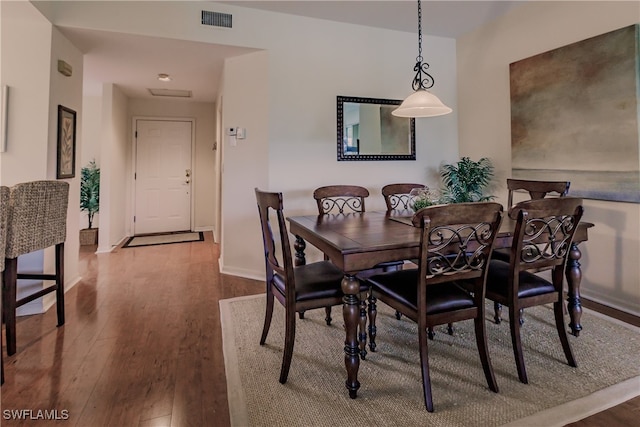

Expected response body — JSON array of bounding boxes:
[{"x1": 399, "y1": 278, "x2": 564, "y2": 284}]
[{"x1": 1, "y1": 233, "x2": 262, "y2": 426}]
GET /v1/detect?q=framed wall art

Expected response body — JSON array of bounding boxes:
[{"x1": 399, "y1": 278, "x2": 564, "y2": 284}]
[
  {"x1": 510, "y1": 24, "x2": 639, "y2": 203},
  {"x1": 57, "y1": 105, "x2": 76, "y2": 179}
]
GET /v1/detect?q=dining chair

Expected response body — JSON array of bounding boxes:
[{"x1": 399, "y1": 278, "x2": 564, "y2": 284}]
[
  {"x1": 365, "y1": 202, "x2": 504, "y2": 411},
  {"x1": 2, "y1": 181, "x2": 69, "y2": 356},
  {"x1": 381, "y1": 183, "x2": 436, "y2": 325},
  {"x1": 0, "y1": 186, "x2": 9, "y2": 384},
  {"x1": 492, "y1": 179, "x2": 571, "y2": 323},
  {"x1": 255, "y1": 188, "x2": 368, "y2": 384},
  {"x1": 312, "y1": 185, "x2": 403, "y2": 325},
  {"x1": 485, "y1": 197, "x2": 583, "y2": 384},
  {"x1": 381, "y1": 183, "x2": 426, "y2": 213},
  {"x1": 313, "y1": 184, "x2": 369, "y2": 215}
]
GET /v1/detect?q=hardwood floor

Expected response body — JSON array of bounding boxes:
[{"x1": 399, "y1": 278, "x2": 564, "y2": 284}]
[{"x1": 1, "y1": 232, "x2": 638, "y2": 426}]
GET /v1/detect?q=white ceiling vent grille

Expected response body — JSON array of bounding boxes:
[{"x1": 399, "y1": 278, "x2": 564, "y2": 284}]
[
  {"x1": 148, "y1": 89, "x2": 192, "y2": 98},
  {"x1": 201, "y1": 10, "x2": 232, "y2": 28}
]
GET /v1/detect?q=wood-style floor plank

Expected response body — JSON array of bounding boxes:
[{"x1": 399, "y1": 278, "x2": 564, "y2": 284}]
[{"x1": 1, "y1": 232, "x2": 637, "y2": 426}]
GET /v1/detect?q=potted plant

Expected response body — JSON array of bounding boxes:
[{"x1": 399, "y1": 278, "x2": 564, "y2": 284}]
[
  {"x1": 439, "y1": 157, "x2": 495, "y2": 203},
  {"x1": 80, "y1": 159, "x2": 100, "y2": 245},
  {"x1": 409, "y1": 187, "x2": 442, "y2": 212}
]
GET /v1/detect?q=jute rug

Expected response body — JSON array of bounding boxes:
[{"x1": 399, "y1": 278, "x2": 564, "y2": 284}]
[
  {"x1": 122, "y1": 231, "x2": 204, "y2": 248},
  {"x1": 220, "y1": 294, "x2": 640, "y2": 427}
]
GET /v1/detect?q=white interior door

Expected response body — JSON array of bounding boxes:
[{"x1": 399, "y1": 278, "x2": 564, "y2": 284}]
[{"x1": 134, "y1": 119, "x2": 192, "y2": 235}]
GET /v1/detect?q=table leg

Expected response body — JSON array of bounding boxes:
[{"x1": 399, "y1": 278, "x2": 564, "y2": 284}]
[
  {"x1": 294, "y1": 235, "x2": 306, "y2": 266},
  {"x1": 342, "y1": 274, "x2": 361, "y2": 399},
  {"x1": 565, "y1": 242, "x2": 583, "y2": 337}
]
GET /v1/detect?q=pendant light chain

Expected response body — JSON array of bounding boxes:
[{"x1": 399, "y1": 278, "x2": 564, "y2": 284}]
[
  {"x1": 412, "y1": 0, "x2": 435, "y2": 91},
  {"x1": 392, "y1": 0, "x2": 452, "y2": 117}
]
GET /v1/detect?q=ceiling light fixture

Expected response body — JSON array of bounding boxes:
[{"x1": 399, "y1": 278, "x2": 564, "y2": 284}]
[
  {"x1": 393, "y1": 0, "x2": 452, "y2": 118},
  {"x1": 157, "y1": 73, "x2": 172, "y2": 82}
]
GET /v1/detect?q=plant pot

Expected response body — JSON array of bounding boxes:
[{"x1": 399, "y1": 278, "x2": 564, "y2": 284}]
[{"x1": 80, "y1": 228, "x2": 98, "y2": 245}]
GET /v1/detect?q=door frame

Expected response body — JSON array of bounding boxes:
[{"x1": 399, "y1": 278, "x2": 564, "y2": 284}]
[{"x1": 130, "y1": 116, "x2": 196, "y2": 236}]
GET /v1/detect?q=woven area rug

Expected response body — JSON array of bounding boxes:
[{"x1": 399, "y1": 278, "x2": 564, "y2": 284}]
[
  {"x1": 221, "y1": 294, "x2": 640, "y2": 427},
  {"x1": 122, "y1": 231, "x2": 203, "y2": 248}
]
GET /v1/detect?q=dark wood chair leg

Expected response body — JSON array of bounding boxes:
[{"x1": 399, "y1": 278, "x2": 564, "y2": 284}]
[
  {"x1": 427, "y1": 327, "x2": 435, "y2": 340},
  {"x1": 260, "y1": 290, "x2": 275, "y2": 345},
  {"x1": 3, "y1": 258, "x2": 18, "y2": 356},
  {"x1": 298, "y1": 312, "x2": 305, "y2": 319},
  {"x1": 358, "y1": 298, "x2": 367, "y2": 359},
  {"x1": 474, "y1": 316, "x2": 499, "y2": 392},
  {"x1": 367, "y1": 294, "x2": 377, "y2": 352},
  {"x1": 279, "y1": 309, "x2": 296, "y2": 384},
  {"x1": 324, "y1": 306, "x2": 332, "y2": 325},
  {"x1": 395, "y1": 310, "x2": 402, "y2": 320},
  {"x1": 447, "y1": 323, "x2": 454, "y2": 335},
  {"x1": 494, "y1": 301, "x2": 502, "y2": 324},
  {"x1": 418, "y1": 321, "x2": 434, "y2": 412},
  {"x1": 554, "y1": 300, "x2": 577, "y2": 367},
  {"x1": 55, "y1": 243, "x2": 65, "y2": 326},
  {"x1": 509, "y1": 305, "x2": 528, "y2": 384}
]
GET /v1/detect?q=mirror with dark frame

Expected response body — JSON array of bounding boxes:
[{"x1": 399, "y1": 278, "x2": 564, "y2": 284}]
[{"x1": 337, "y1": 96, "x2": 416, "y2": 161}]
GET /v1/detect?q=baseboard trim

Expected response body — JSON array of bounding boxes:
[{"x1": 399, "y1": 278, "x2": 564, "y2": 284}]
[{"x1": 581, "y1": 296, "x2": 640, "y2": 328}]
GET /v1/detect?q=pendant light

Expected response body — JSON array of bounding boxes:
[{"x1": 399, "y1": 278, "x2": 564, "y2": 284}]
[{"x1": 393, "y1": 0, "x2": 452, "y2": 118}]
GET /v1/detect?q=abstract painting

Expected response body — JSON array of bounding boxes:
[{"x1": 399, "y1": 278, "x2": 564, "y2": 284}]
[{"x1": 510, "y1": 24, "x2": 639, "y2": 203}]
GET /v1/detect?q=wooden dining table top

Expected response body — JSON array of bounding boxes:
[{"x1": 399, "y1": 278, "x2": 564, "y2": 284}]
[{"x1": 287, "y1": 210, "x2": 593, "y2": 274}]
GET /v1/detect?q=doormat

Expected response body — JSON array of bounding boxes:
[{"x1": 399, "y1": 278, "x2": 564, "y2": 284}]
[{"x1": 122, "y1": 231, "x2": 204, "y2": 248}]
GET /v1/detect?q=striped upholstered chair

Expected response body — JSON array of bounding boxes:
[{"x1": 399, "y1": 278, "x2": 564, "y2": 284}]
[
  {"x1": 0, "y1": 186, "x2": 9, "y2": 384},
  {"x1": 2, "y1": 181, "x2": 69, "y2": 356}
]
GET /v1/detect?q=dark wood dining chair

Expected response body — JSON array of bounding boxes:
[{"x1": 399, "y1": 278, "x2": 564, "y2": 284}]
[
  {"x1": 255, "y1": 188, "x2": 368, "y2": 384},
  {"x1": 485, "y1": 197, "x2": 583, "y2": 384},
  {"x1": 381, "y1": 183, "x2": 426, "y2": 213},
  {"x1": 365, "y1": 202, "x2": 504, "y2": 411},
  {"x1": 506, "y1": 179, "x2": 570, "y2": 216},
  {"x1": 313, "y1": 185, "x2": 403, "y2": 326},
  {"x1": 381, "y1": 183, "x2": 433, "y2": 324},
  {"x1": 0, "y1": 186, "x2": 9, "y2": 385},
  {"x1": 313, "y1": 184, "x2": 369, "y2": 215},
  {"x1": 492, "y1": 179, "x2": 571, "y2": 323},
  {"x1": 2, "y1": 181, "x2": 69, "y2": 357}
]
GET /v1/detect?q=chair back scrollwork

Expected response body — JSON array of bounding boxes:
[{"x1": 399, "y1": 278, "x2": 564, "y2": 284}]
[{"x1": 313, "y1": 185, "x2": 369, "y2": 215}]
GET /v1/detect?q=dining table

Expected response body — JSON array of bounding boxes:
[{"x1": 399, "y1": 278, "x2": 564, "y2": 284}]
[{"x1": 287, "y1": 209, "x2": 593, "y2": 399}]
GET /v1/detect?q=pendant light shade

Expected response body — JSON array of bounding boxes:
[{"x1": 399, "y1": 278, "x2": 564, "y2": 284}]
[
  {"x1": 392, "y1": 89, "x2": 452, "y2": 117},
  {"x1": 393, "y1": 0, "x2": 452, "y2": 118}
]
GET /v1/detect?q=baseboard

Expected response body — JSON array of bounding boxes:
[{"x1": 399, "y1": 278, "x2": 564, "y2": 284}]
[
  {"x1": 219, "y1": 265, "x2": 265, "y2": 282},
  {"x1": 582, "y1": 296, "x2": 640, "y2": 328}
]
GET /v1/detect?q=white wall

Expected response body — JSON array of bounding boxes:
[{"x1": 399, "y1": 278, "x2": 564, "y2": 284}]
[
  {"x1": 79, "y1": 95, "x2": 102, "y2": 230},
  {"x1": 218, "y1": 6, "x2": 458, "y2": 277},
  {"x1": 220, "y1": 51, "x2": 269, "y2": 278},
  {"x1": 0, "y1": 2, "x2": 82, "y2": 314},
  {"x1": 128, "y1": 98, "x2": 217, "y2": 232},
  {"x1": 97, "y1": 83, "x2": 129, "y2": 252},
  {"x1": 45, "y1": 25, "x2": 83, "y2": 310},
  {"x1": 0, "y1": 1, "x2": 51, "y2": 185},
  {"x1": 38, "y1": 1, "x2": 458, "y2": 279},
  {"x1": 457, "y1": 1, "x2": 640, "y2": 315}
]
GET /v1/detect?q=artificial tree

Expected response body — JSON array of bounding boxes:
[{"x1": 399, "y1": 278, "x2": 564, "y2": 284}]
[{"x1": 80, "y1": 159, "x2": 100, "y2": 244}]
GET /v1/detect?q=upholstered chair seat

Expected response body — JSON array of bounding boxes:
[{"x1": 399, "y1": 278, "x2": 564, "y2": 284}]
[
  {"x1": 486, "y1": 260, "x2": 556, "y2": 299},
  {"x1": 366, "y1": 270, "x2": 475, "y2": 314},
  {"x1": 272, "y1": 261, "x2": 352, "y2": 302}
]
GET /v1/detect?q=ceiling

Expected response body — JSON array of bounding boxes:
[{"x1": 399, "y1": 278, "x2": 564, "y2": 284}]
[{"x1": 45, "y1": 1, "x2": 524, "y2": 103}]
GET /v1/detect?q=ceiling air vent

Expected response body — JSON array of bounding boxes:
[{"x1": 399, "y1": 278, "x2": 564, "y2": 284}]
[
  {"x1": 201, "y1": 10, "x2": 232, "y2": 28},
  {"x1": 148, "y1": 89, "x2": 192, "y2": 98}
]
